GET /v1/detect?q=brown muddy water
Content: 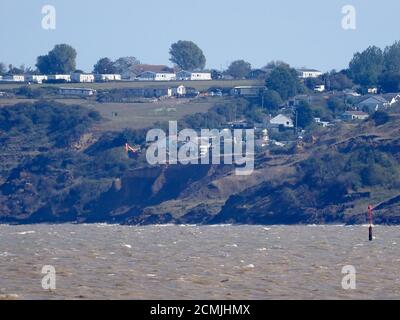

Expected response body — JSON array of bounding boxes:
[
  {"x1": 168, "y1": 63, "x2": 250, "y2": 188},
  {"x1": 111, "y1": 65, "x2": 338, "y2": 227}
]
[{"x1": 0, "y1": 224, "x2": 399, "y2": 300}]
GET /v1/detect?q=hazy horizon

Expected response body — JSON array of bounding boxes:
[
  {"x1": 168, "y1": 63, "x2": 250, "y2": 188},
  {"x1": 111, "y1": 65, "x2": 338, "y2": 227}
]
[{"x1": 1, "y1": 0, "x2": 400, "y2": 73}]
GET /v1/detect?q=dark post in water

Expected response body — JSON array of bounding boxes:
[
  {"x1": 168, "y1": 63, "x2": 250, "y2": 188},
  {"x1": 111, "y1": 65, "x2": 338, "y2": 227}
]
[{"x1": 368, "y1": 205, "x2": 373, "y2": 241}]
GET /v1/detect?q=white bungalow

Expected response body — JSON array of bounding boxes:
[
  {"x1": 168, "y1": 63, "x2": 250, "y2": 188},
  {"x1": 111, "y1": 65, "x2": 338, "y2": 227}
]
[
  {"x1": 172, "y1": 85, "x2": 186, "y2": 97},
  {"x1": 136, "y1": 71, "x2": 176, "y2": 81},
  {"x1": 71, "y1": 73, "x2": 95, "y2": 83},
  {"x1": 231, "y1": 86, "x2": 265, "y2": 97},
  {"x1": 59, "y1": 87, "x2": 96, "y2": 96},
  {"x1": 176, "y1": 71, "x2": 212, "y2": 81},
  {"x1": 25, "y1": 75, "x2": 48, "y2": 84},
  {"x1": 3, "y1": 75, "x2": 25, "y2": 82},
  {"x1": 297, "y1": 69, "x2": 323, "y2": 79},
  {"x1": 342, "y1": 111, "x2": 369, "y2": 121},
  {"x1": 47, "y1": 74, "x2": 71, "y2": 82},
  {"x1": 94, "y1": 74, "x2": 122, "y2": 82}
]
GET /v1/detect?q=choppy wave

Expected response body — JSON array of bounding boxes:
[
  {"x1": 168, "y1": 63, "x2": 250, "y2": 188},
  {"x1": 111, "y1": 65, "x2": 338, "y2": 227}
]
[{"x1": 0, "y1": 224, "x2": 399, "y2": 299}]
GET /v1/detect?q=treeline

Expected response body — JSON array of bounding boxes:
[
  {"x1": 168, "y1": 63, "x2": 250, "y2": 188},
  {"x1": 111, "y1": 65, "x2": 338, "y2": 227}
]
[
  {"x1": 0, "y1": 40, "x2": 207, "y2": 76},
  {"x1": 348, "y1": 41, "x2": 400, "y2": 93}
]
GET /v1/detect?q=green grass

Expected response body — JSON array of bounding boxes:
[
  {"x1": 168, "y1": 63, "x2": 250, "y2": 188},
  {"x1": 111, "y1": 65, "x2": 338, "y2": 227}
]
[
  {"x1": 88, "y1": 97, "x2": 221, "y2": 132},
  {"x1": 0, "y1": 79, "x2": 263, "y2": 92}
]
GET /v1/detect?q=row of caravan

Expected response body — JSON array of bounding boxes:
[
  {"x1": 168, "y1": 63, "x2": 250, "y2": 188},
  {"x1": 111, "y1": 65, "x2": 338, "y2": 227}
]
[
  {"x1": 0, "y1": 73, "x2": 121, "y2": 84},
  {"x1": 0, "y1": 70, "x2": 213, "y2": 84}
]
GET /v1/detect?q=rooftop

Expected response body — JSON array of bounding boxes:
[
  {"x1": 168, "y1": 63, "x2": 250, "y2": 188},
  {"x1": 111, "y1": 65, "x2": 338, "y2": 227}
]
[
  {"x1": 133, "y1": 64, "x2": 174, "y2": 74},
  {"x1": 360, "y1": 95, "x2": 388, "y2": 103},
  {"x1": 297, "y1": 68, "x2": 322, "y2": 73},
  {"x1": 344, "y1": 110, "x2": 369, "y2": 116}
]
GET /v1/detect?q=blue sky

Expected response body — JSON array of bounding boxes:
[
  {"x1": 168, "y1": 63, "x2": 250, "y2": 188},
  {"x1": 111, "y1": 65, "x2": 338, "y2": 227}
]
[{"x1": 1, "y1": 0, "x2": 400, "y2": 72}]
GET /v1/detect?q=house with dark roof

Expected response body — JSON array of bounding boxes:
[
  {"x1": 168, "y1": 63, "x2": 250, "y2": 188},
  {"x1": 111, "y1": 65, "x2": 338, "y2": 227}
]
[
  {"x1": 247, "y1": 69, "x2": 268, "y2": 79},
  {"x1": 132, "y1": 64, "x2": 174, "y2": 74},
  {"x1": 357, "y1": 95, "x2": 392, "y2": 112}
]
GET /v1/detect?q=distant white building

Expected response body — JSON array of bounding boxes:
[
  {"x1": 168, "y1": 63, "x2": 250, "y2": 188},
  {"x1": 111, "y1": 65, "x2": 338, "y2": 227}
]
[
  {"x1": 314, "y1": 84, "x2": 325, "y2": 92},
  {"x1": 136, "y1": 71, "x2": 176, "y2": 81},
  {"x1": 270, "y1": 114, "x2": 294, "y2": 128},
  {"x1": 59, "y1": 87, "x2": 96, "y2": 96},
  {"x1": 25, "y1": 75, "x2": 48, "y2": 84},
  {"x1": 71, "y1": 73, "x2": 95, "y2": 83},
  {"x1": 172, "y1": 85, "x2": 186, "y2": 97},
  {"x1": 176, "y1": 71, "x2": 212, "y2": 81},
  {"x1": 94, "y1": 74, "x2": 122, "y2": 82},
  {"x1": 314, "y1": 118, "x2": 331, "y2": 127},
  {"x1": 342, "y1": 111, "x2": 369, "y2": 121},
  {"x1": 3, "y1": 75, "x2": 25, "y2": 82},
  {"x1": 297, "y1": 69, "x2": 323, "y2": 79},
  {"x1": 47, "y1": 74, "x2": 71, "y2": 82}
]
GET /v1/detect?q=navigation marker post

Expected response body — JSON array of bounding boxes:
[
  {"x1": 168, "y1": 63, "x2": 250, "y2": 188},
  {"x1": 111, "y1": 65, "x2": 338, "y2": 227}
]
[{"x1": 368, "y1": 205, "x2": 373, "y2": 241}]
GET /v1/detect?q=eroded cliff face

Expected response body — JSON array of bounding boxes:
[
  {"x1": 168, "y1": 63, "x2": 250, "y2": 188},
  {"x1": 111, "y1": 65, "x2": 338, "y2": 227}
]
[
  {"x1": 84, "y1": 163, "x2": 246, "y2": 224},
  {"x1": 3, "y1": 101, "x2": 400, "y2": 225}
]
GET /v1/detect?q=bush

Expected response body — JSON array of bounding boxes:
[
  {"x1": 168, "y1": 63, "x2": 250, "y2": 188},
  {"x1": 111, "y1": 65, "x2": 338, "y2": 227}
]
[
  {"x1": 0, "y1": 101, "x2": 101, "y2": 147},
  {"x1": 372, "y1": 110, "x2": 390, "y2": 126}
]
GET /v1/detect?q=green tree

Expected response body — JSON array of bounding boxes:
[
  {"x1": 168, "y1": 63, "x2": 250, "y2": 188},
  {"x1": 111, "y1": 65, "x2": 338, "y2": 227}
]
[
  {"x1": 36, "y1": 44, "x2": 77, "y2": 74},
  {"x1": 266, "y1": 64, "x2": 301, "y2": 100},
  {"x1": 296, "y1": 101, "x2": 314, "y2": 128},
  {"x1": 263, "y1": 89, "x2": 283, "y2": 111},
  {"x1": 7, "y1": 64, "x2": 25, "y2": 75},
  {"x1": 263, "y1": 61, "x2": 289, "y2": 71},
  {"x1": 378, "y1": 71, "x2": 400, "y2": 93},
  {"x1": 384, "y1": 41, "x2": 400, "y2": 73},
  {"x1": 0, "y1": 62, "x2": 6, "y2": 75},
  {"x1": 349, "y1": 46, "x2": 384, "y2": 86},
  {"x1": 113, "y1": 57, "x2": 140, "y2": 73},
  {"x1": 93, "y1": 57, "x2": 117, "y2": 74},
  {"x1": 210, "y1": 69, "x2": 223, "y2": 80},
  {"x1": 226, "y1": 60, "x2": 252, "y2": 79},
  {"x1": 323, "y1": 70, "x2": 353, "y2": 91},
  {"x1": 372, "y1": 110, "x2": 390, "y2": 126},
  {"x1": 327, "y1": 97, "x2": 346, "y2": 115},
  {"x1": 169, "y1": 40, "x2": 206, "y2": 71}
]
